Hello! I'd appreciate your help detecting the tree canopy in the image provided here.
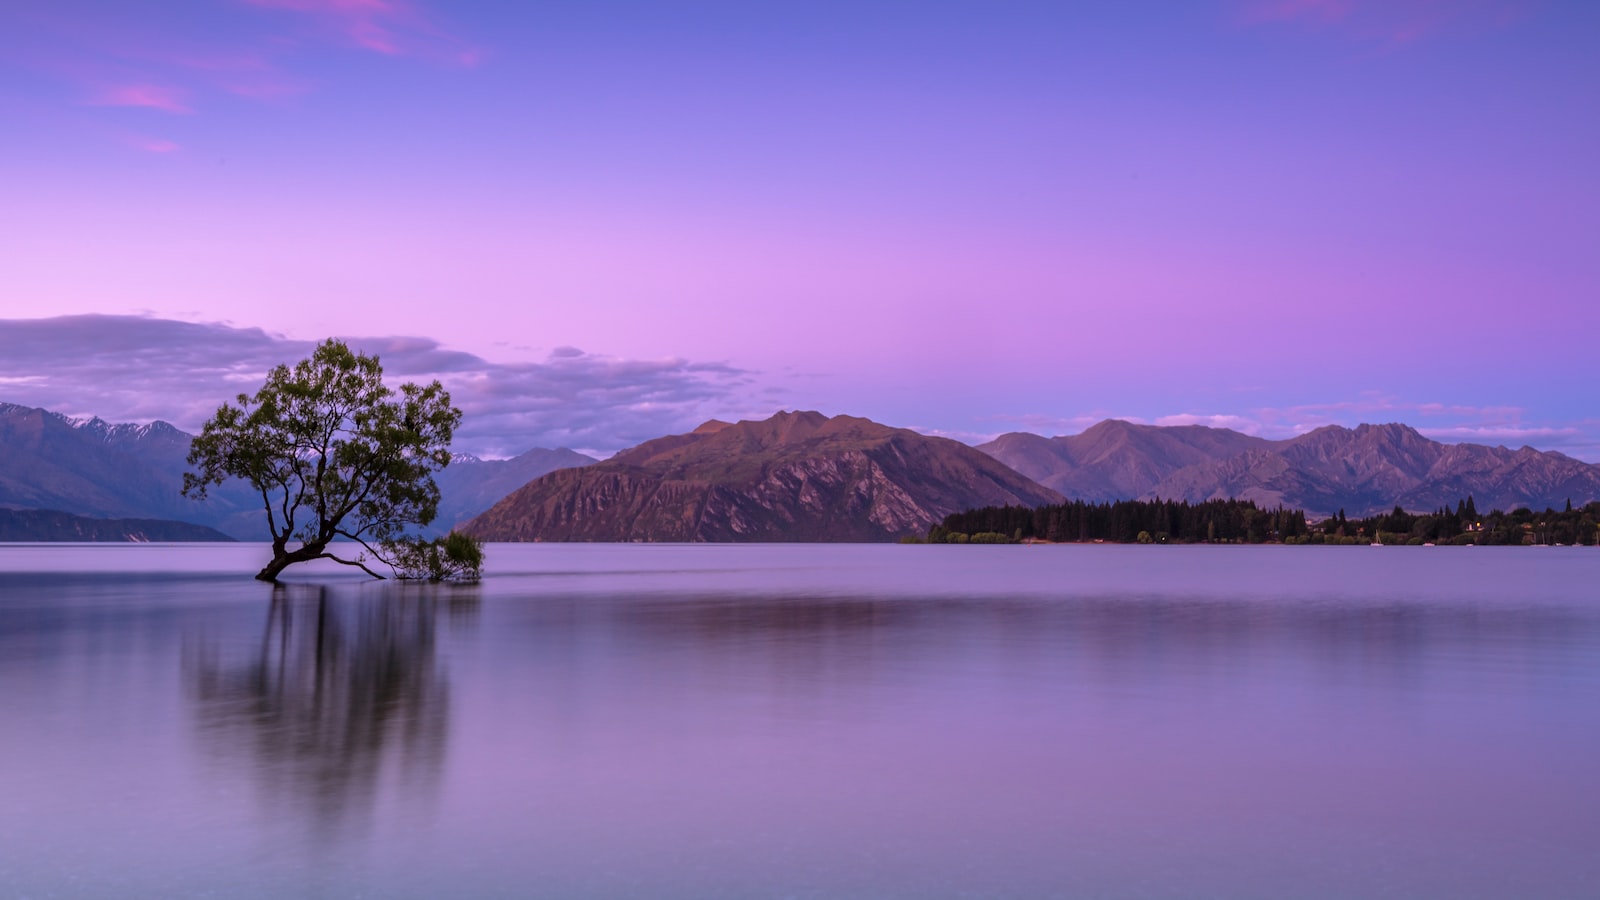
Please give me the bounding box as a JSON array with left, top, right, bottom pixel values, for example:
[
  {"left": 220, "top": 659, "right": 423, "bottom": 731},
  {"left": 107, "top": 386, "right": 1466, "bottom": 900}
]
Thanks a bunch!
[{"left": 183, "top": 339, "right": 463, "bottom": 582}]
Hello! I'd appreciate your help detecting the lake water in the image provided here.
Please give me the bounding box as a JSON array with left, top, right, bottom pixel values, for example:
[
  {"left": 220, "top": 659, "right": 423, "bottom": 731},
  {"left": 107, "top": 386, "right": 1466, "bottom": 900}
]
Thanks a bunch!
[{"left": 1, "top": 544, "right": 1597, "bottom": 898}]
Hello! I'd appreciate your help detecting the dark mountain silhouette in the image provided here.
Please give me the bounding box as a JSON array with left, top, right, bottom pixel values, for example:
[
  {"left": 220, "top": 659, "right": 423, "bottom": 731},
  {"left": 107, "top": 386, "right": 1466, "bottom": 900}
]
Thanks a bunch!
[
  {"left": 464, "top": 410, "right": 1065, "bottom": 542},
  {"left": 0, "top": 507, "right": 234, "bottom": 542},
  {"left": 981, "top": 419, "right": 1600, "bottom": 518},
  {"left": 0, "top": 402, "right": 592, "bottom": 541}
]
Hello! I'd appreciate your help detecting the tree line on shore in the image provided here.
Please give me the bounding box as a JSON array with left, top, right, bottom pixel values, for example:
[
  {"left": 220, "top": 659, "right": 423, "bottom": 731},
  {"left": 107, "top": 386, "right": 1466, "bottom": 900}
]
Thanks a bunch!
[
  {"left": 1322, "top": 497, "right": 1600, "bottom": 545},
  {"left": 927, "top": 496, "right": 1600, "bottom": 545},
  {"left": 928, "top": 498, "right": 1309, "bottom": 544}
]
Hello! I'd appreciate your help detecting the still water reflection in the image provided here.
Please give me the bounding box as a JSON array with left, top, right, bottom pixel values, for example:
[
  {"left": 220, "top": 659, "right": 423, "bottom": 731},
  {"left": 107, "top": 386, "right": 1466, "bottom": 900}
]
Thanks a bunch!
[
  {"left": 185, "top": 586, "right": 472, "bottom": 840},
  {"left": 0, "top": 544, "right": 1597, "bottom": 898}
]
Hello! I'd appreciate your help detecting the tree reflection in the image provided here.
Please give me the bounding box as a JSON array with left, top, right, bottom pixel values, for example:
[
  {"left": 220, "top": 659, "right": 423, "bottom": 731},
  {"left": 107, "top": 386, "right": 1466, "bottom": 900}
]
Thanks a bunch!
[{"left": 186, "top": 584, "right": 476, "bottom": 839}]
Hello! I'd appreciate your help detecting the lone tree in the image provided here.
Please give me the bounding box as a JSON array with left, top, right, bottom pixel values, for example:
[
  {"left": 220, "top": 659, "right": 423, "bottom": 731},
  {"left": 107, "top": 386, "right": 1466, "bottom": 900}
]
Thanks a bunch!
[{"left": 183, "top": 339, "right": 463, "bottom": 582}]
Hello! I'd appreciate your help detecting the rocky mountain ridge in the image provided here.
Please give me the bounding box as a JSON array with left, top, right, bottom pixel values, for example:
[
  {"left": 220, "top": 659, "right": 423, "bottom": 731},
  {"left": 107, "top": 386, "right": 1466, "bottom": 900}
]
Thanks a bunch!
[
  {"left": 979, "top": 420, "right": 1271, "bottom": 501},
  {"left": 465, "top": 410, "right": 1065, "bottom": 542},
  {"left": 8, "top": 399, "right": 1598, "bottom": 540},
  {"left": 0, "top": 401, "right": 260, "bottom": 536},
  {"left": 980, "top": 419, "right": 1600, "bottom": 518}
]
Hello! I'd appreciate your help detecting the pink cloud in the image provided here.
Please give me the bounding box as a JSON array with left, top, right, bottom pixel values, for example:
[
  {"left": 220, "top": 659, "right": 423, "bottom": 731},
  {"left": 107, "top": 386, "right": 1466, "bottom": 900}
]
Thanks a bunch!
[
  {"left": 129, "top": 137, "right": 181, "bottom": 154},
  {"left": 126, "top": 48, "right": 317, "bottom": 103},
  {"left": 19, "top": 0, "right": 480, "bottom": 135},
  {"left": 242, "top": 0, "right": 480, "bottom": 64},
  {"left": 1153, "top": 413, "right": 1264, "bottom": 433},
  {"left": 1243, "top": 0, "right": 1356, "bottom": 24},
  {"left": 161, "top": 51, "right": 275, "bottom": 75},
  {"left": 1237, "top": 0, "right": 1527, "bottom": 44},
  {"left": 90, "top": 83, "right": 193, "bottom": 113},
  {"left": 246, "top": 0, "right": 397, "bottom": 9},
  {"left": 221, "top": 76, "right": 315, "bottom": 100},
  {"left": 980, "top": 412, "right": 1113, "bottom": 437},
  {"left": 1419, "top": 425, "right": 1581, "bottom": 444},
  {"left": 348, "top": 20, "right": 400, "bottom": 54}
]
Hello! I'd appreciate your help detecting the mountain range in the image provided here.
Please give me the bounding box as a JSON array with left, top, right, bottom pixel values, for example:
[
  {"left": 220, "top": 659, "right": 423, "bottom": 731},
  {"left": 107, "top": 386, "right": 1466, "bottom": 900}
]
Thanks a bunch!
[
  {"left": 0, "top": 402, "right": 593, "bottom": 541},
  {"left": 433, "top": 447, "right": 597, "bottom": 530},
  {"left": 464, "top": 411, "right": 1063, "bottom": 542},
  {"left": 0, "top": 507, "right": 234, "bottom": 542},
  {"left": 4, "top": 400, "right": 1599, "bottom": 542},
  {"left": 979, "top": 419, "right": 1600, "bottom": 518},
  {"left": 0, "top": 402, "right": 262, "bottom": 538},
  {"left": 979, "top": 421, "right": 1270, "bottom": 502}
]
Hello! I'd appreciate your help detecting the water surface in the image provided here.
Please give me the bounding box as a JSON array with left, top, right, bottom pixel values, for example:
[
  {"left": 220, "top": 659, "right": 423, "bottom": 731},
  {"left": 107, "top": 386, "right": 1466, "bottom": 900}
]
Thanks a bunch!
[{"left": 1, "top": 544, "right": 1597, "bottom": 898}]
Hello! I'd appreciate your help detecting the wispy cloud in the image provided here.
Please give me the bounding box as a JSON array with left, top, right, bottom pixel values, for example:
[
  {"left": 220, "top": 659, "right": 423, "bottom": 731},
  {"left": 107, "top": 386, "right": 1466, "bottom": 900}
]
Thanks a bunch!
[
  {"left": 904, "top": 426, "right": 1006, "bottom": 446},
  {"left": 89, "top": 83, "right": 192, "bottom": 113},
  {"left": 1418, "top": 424, "right": 1585, "bottom": 447},
  {"left": 136, "top": 49, "right": 314, "bottom": 101},
  {"left": 220, "top": 76, "right": 314, "bottom": 100},
  {"left": 1236, "top": 0, "right": 1527, "bottom": 44},
  {"left": 127, "top": 136, "right": 181, "bottom": 153},
  {"left": 1243, "top": 0, "right": 1356, "bottom": 25},
  {"left": 977, "top": 412, "right": 1117, "bottom": 437},
  {"left": 12, "top": 0, "right": 480, "bottom": 146},
  {"left": 0, "top": 315, "right": 759, "bottom": 457},
  {"left": 1152, "top": 413, "right": 1264, "bottom": 433},
  {"left": 1265, "top": 395, "right": 1533, "bottom": 436},
  {"left": 243, "top": 0, "right": 483, "bottom": 65}
]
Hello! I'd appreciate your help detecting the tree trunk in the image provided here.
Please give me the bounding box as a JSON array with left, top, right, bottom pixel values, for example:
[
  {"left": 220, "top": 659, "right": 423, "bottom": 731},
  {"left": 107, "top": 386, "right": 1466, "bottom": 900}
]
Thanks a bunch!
[{"left": 255, "top": 541, "right": 329, "bottom": 582}]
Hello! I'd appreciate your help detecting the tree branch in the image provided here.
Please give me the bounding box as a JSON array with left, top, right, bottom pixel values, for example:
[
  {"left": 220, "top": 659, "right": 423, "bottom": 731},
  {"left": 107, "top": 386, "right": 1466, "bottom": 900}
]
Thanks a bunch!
[
  {"left": 334, "top": 528, "right": 393, "bottom": 568},
  {"left": 258, "top": 485, "right": 282, "bottom": 541},
  {"left": 318, "top": 552, "right": 388, "bottom": 580}
]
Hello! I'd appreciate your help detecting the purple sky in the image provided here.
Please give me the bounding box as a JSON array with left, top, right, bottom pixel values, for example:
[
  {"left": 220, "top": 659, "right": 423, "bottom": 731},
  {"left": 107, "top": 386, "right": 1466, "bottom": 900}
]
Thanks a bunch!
[{"left": 2, "top": 1, "right": 1596, "bottom": 459}]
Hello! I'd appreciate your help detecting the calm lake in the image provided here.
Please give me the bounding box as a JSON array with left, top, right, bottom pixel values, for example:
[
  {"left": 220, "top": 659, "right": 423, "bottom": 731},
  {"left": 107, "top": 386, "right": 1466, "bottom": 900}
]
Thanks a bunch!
[{"left": 1, "top": 544, "right": 1597, "bottom": 898}]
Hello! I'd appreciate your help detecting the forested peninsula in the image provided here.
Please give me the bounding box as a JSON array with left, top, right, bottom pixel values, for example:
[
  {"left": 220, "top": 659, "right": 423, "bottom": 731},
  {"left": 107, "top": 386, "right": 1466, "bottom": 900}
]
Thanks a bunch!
[{"left": 929, "top": 498, "right": 1600, "bottom": 546}]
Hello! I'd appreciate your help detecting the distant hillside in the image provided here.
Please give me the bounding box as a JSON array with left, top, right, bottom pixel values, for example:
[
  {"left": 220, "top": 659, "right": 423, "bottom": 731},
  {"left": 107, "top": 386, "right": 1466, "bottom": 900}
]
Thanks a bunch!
[
  {"left": 1147, "top": 423, "right": 1600, "bottom": 518},
  {"left": 0, "top": 402, "right": 264, "bottom": 538},
  {"left": 979, "top": 420, "right": 1269, "bottom": 501},
  {"left": 0, "top": 508, "right": 235, "bottom": 542},
  {"left": 465, "top": 410, "right": 1064, "bottom": 542},
  {"left": 981, "top": 419, "right": 1600, "bottom": 518},
  {"left": 431, "top": 448, "right": 597, "bottom": 530},
  {"left": 15, "top": 397, "right": 1597, "bottom": 535},
  {"left": 0, "top": 401, "right": 593, "bottom": 539}
]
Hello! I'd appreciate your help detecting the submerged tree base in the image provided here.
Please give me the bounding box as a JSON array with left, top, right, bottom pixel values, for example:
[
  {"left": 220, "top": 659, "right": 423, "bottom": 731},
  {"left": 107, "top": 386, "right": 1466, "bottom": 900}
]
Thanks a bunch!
[{"left": 255, "top": 542, "right": 389, "bottom": 582}]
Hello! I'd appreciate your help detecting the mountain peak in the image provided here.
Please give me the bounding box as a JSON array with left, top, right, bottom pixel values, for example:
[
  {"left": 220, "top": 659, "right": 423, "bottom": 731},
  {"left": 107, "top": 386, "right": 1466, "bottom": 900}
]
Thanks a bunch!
[
  {"left": 1074, "top": 419, "right": 1144, "bottom": 441},
  {"left": 1355, "top": 422, "right": 1427, "bottom": 441},
  {"left": 982, "top": 418, "right": 1600, "bottom": 516},
  {"left": 1083, "top": 418, "right": 1138, "bottom": 431},
  {"left": 713, "top": 410, "right": 837, "bottom": 448},
  {"left": 466, "top": 411, "right": 1062, "bottom": 542},
  {"left": 978, "top": 418, "right": 1270, "bottom": 501},
  {"left": 749, "top": 408, "right": 830, "bottom": 434}
]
